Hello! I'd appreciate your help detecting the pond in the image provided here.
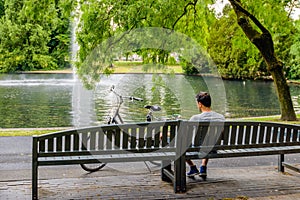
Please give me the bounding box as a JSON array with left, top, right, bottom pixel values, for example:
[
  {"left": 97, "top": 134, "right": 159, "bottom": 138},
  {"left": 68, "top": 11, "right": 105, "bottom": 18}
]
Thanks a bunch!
[{"left": 0, "top": 73, "right": 299, "bottom": 128}]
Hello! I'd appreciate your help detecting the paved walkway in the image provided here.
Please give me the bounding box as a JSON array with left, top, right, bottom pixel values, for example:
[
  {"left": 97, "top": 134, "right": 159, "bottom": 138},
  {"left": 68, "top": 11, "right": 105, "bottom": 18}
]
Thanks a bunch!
[
  {"left": 1, "top": 137, "right": 300, "bottom": 199},
  {"left": 1, "top": 164, "right": 300, "bottom": 200}
]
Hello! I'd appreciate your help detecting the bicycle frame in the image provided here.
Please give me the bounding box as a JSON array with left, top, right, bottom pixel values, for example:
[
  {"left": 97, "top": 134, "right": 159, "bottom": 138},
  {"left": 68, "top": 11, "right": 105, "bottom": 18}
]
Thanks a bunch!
[
  {"left": 108, "top": 90, "right": 124, "bottom": 124},
  {"left": 108, "top": 86, "right": 143, "bottom": 124}
]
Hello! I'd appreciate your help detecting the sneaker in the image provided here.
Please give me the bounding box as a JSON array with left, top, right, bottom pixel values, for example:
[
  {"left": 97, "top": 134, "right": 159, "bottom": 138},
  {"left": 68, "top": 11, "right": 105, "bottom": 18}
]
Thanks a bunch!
[
  {"left": 199, "top": 165, "right": 207, "bottom": 180},
  {"left": 187, "top": 166, "right": 199, "bottom": 177}
]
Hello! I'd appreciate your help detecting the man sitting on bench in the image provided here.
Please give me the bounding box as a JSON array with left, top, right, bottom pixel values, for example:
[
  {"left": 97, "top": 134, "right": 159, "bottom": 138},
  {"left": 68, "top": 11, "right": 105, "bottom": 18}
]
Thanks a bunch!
[{"left": 186, "top": 91, "right": 225, "bottom": 179}]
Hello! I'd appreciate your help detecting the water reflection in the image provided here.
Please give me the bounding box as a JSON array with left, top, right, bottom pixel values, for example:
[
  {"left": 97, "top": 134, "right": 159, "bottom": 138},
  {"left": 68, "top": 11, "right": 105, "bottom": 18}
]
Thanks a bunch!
[
  {"left": 0, "top": 74, "right": 73, "bottom": 128},
  {"left": 0, "top": 73, "right": 299, "bottom": 128}
]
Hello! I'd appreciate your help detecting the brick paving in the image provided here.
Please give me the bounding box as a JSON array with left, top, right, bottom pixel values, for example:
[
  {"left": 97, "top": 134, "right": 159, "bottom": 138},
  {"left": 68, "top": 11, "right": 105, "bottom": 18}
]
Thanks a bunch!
[{"left": 1, "top": 165, "right": 300, "bottom": 200}]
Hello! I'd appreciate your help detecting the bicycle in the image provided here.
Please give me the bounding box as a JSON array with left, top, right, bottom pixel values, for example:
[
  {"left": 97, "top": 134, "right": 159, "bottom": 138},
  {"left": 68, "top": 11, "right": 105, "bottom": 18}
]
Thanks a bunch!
[
  {"left": 80, "top": 85, "right": 180, "bottom": 172},
  {"left": 80, "top": 85, "right": 147, "bottom": 172}
]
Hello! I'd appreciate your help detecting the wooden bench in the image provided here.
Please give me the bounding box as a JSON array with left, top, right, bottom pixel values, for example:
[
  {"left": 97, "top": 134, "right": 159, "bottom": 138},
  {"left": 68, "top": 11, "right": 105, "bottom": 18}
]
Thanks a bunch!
[
  {"left": 32, "top": 120, "right": 300, "bottom": 199},
  {"left": 161, "top": 121, "right": 300, "bottom": 193},
  {"left": 32, "top": 121, "right": 178, "bottom": 200}
]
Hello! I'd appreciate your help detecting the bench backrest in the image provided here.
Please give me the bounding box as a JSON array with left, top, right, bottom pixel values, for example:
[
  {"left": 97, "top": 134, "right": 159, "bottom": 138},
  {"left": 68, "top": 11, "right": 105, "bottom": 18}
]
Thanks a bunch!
[
  {"left": 33, "top": 120, "right": 300, "bottom": 157},
  {"left": 183, "top": 121, "right": 300, "bottom": 152},
  {"left": 33, "top": 121, "right": 179, "bottom": 156}
]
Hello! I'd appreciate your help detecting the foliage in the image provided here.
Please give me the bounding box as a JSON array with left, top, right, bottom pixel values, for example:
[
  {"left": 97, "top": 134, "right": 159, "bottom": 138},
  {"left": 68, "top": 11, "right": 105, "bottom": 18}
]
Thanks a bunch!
[
  {"left": 0, "top": 0, "right": 4, "bottom": 17},
  {"left": 180, "top": 58, "right": 199, "bottom": 75},
  {"left": 0, "top": 0, "right": 74, "bottom": 72},
  {"left": 0, "top": 0, "right": 299, "bottom": 83},
  {"left": 74, "top": 0, "right": 300, "bottom": 85},
  {"left": 207, "top": 0, "right": 299, "bottom": 80},
  {"left": 288, "top": 19, "right": 300, "bottom": 79},
  {"left": 207, "top": 7, "right": 267, "bottom": 79}
]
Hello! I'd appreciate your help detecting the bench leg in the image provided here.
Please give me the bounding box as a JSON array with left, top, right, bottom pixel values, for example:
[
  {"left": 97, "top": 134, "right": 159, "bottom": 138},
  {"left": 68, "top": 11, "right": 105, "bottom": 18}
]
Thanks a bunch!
[
  {"left": 32, "top": 162, "right": 38, "bottom": 199},
  {"left": 174, "top": 156, "right": 186, "bottom": 193},
  {"left": 161, "top": 160, "right": 172, "bottom": 182},
  {"left": 32, "top": 137, "right": 38, "bottom": 200},
  {"left": 278, "top": 154, "right": 284, "bottom": 172}
]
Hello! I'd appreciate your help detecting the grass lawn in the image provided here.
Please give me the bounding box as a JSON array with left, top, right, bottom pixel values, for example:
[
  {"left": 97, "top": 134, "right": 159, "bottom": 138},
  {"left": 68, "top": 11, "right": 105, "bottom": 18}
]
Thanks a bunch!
[
  {"left": 0, "top": 128, "right": 68, "bottom": 137},
  {"left": 26, "top": 61, "right": 184, "bottom": 74},
  {"left": 113, "top": 61, "right": 183, "bottom": 74},
  {"left": 238, "top": 113, "right": 300, "bottom": 124}
]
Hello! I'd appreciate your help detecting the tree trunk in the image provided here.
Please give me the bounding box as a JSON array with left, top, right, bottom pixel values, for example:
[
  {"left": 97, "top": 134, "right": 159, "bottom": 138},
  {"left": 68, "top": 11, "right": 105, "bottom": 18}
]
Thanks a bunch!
[
  {"left": 270, "top": 62, "right": 296, "bottom": 120},
  {"left": 228, "top": 0, "right": 297, "bottom": 121}
]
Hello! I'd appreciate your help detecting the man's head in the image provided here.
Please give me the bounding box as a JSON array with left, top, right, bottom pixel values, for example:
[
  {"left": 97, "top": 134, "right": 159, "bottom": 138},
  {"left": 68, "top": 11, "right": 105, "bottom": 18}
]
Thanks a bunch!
[{"left": 195, "top": 92, "right": 211, "bottom": 108}]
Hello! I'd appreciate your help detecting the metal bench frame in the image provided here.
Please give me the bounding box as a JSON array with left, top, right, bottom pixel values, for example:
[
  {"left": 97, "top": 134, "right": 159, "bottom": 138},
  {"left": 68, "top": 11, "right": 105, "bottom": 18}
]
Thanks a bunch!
[{"left": 32, "top": 120, "right": 300, "bottom": 199}]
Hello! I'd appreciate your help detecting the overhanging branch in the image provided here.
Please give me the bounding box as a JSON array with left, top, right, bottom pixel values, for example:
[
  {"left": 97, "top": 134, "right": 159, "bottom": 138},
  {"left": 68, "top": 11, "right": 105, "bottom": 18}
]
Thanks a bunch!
[
  {"left": 172, "top": 0, "right": 197, "bottom": 29},
  {"left": 229, "top": 0, "right": 269, "bottom": 34}
]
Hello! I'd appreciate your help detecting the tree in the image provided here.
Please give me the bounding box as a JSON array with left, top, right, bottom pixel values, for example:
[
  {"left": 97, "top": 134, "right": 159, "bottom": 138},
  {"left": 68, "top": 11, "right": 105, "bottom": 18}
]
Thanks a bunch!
[
  {"left": 0, "top": 0, "right": 73, "bottom": 72},
  {"left": 75, "top": 0, "right": 217, "bottom": 82},
  {"left": 74, "top": 0, "right": 298, "bottom": 120},
  {"left": 207, "top": 6, "right": 266, "bottom": 79},
  {"left": 228, "top": 0, "right": 297, "bottom": 121}
]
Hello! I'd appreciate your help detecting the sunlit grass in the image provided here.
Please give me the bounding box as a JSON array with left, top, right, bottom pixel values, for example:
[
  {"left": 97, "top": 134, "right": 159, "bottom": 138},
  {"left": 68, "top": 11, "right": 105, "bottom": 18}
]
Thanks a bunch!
[
  {"left": 238, "top": 113, "right": 300, "bottom": 124},
  {"left": 112, "top": 62, "right": 183, "bottom": 73},
  {"left": 0, "top": 129, "right": 67, "bottom": 137}
]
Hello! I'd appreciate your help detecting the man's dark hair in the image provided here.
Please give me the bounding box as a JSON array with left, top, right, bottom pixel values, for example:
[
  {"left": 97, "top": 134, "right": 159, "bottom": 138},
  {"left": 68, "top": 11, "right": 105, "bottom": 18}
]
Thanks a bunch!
[{"left": 195, "top": 92, "right": 211, "bottom": 107}]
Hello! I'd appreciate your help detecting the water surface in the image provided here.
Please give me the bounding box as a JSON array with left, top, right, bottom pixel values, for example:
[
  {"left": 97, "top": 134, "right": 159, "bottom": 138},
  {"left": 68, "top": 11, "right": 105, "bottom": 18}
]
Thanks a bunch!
[{"left": 0, "top": 74, "right": 299, "bottom": 128}]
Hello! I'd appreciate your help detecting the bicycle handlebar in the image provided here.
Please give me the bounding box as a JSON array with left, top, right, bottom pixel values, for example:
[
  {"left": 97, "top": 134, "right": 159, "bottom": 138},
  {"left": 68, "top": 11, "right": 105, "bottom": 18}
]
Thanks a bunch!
[
  {"left": 110, "top": 85, "right": 143, "bottom": 102},
  {"left": 126, "top": 96, "right": 143, "bottom": 101}
]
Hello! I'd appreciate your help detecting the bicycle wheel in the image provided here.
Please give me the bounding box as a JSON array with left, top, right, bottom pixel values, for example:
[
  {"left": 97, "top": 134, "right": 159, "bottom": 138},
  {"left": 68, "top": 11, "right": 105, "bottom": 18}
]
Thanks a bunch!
[{"left": 80, "top": 163, "right": 106, "bottom": 172}]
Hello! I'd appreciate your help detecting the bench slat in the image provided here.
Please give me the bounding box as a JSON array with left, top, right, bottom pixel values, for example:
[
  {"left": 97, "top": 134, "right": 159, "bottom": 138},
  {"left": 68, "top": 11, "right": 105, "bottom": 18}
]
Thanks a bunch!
[
  {"left": 222, "top": 125, "right": 230, "bottom": 145},
  {"left": 38, "top": 152, "right": 176, "bottom": 166},
  {"left": 237, "top": 125, "right": 244, "bottom": 145},
  {"left": 38, "top": 147, "right": 175, "bottom": 157},
  {"left": 272, "top": 127, "right": 279, "bottom": 143},
  {"left": 292, "top": 128, "right": 298, "bottom": 142},
  {"left": 138, "top": 127, "right": 145, "bottom": 148},
  {"left": 258, "top": 125, "right": 265, "bottom": 143},
  {"left": 146, "top": 126, "right": 153, "bottom": 148},
  {"left": 89, "top": 131, "right": 97, "bottom": 150},
  {"left": 162, "top": 125, "right": 168, "bottom": 147},
  {"left": 154, "top": 127, "right": 160, "bottom": 147},
  {"left": 39, "top": 140, "right": 45, "bottom": 153},
  {"left": 114, "top": 128, "right": 121, "bottom": 149},
  {"left": 265, "top": 126, "right": 272, "bottom": 144},
  {"left": 73, "top": 133, "right": 79, "bottom": 151},
  {"left": 193, "top": 145, "right": 300, "bottom": 159},
  {"left": 81, "top": 131, "right": 88, "bottom": 151},
  {"left": 244, "top": 125, "right": 251, "bottom": 145},
  {"left": 169, "top": 124, "right": 176, "bottom": 147},
  {"left": 251, "top": 125, "right": 258, "bottom": 144},
  {"left": 65, "top": 135, "right": 71, "bottom": 151},
  {"left": 106, "top": 129, "right": 113, "bottom": 149},
  {"left": 278, "top": 127, "right": 285, "bottom": 142},
  {"left": 130, "top": 128, "right": 137, "bottom": 149},
  {"left": 56, "top": 136, "right": 63, "bottom": 152},
  {"left": 230, "top": 125, "right": 237, "bottom": 145},
  {"left": 48, "top": 138, "right": 54, "bottom": 152},
  {"left": 286, "top": 128, "right": 292, "bottom": 143},
  {"left": 98, "top": 129, "right": 105, "bottom": 150}
]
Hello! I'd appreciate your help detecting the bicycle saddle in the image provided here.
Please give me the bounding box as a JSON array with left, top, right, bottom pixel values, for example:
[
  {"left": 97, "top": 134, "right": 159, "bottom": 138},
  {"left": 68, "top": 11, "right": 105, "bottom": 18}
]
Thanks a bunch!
[{"left": 144, "top": 105, "right": 161, "bottom": 111}]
